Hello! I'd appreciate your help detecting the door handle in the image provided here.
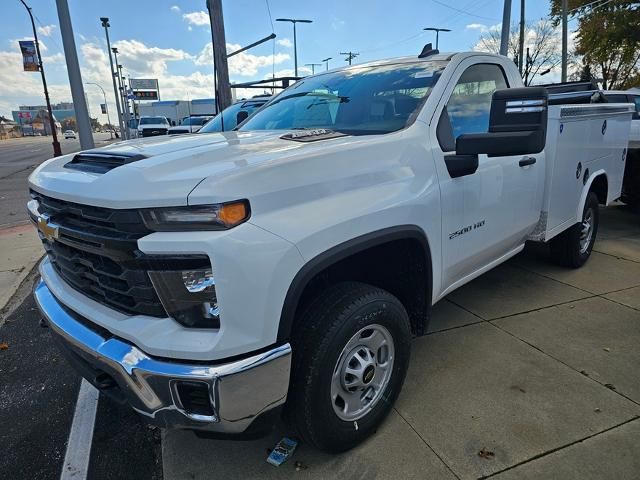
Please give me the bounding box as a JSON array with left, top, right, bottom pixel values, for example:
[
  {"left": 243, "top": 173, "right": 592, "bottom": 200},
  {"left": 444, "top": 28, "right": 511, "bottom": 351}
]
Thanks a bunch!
[{"left": 519, "top": 157, "right": 536, "bottom": 167}]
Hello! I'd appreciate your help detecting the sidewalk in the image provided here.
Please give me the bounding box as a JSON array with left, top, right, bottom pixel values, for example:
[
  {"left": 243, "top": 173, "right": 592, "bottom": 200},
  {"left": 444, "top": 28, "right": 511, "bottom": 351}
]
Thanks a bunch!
[{"left": 0, "top": 223, "right": 42, "bottom": 315}]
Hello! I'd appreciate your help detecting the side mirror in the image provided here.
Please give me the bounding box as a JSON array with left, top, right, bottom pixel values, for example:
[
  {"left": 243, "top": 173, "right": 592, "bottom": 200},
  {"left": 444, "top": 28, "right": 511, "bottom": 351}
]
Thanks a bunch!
[
  {"left": 456, "top": 87, "right": 548, "bottom": 157},
  {"left": 236, "top": 110, "right": 249, "bottom": 125}
]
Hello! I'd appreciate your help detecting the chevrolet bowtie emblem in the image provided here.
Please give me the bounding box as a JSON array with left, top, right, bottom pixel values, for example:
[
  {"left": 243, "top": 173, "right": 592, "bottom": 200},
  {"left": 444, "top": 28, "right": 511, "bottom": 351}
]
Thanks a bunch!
[{"left": 37, "top": 214, "right": 59, "bottom": 242}]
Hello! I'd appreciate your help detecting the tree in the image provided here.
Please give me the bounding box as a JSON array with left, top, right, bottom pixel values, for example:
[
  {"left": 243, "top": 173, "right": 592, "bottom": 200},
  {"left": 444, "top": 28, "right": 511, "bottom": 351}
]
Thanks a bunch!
[
  {"left": 89, "top": 117, "right": 101, "bottom": 131},
  {"left": 551, "top": 0, "right": 640, "bottom": 89},
  {"left": 473, "top": 18, "right": 563, "bottom": 85}
]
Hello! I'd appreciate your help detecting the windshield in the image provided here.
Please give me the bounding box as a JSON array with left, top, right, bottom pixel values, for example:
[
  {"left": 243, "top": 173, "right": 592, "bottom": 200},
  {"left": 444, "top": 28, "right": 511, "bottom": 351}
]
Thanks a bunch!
[
  {"left": 239, "top": 61, "right": 447, "bottom": 135},
  {"left": 182, "top": 117, "right": 211, "bottom": 126},
  {"left": 200, "top": 101, "right": 267, "bottom": 133},
  {"left": 140, "top": 117, "right": 168, "bottom": 125}
]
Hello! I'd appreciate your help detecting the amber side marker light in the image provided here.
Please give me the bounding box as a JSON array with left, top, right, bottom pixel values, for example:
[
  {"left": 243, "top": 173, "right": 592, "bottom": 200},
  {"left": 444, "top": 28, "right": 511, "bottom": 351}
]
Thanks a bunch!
[{"left": 219, "top": 201, "right": 250, "bottom": 227}]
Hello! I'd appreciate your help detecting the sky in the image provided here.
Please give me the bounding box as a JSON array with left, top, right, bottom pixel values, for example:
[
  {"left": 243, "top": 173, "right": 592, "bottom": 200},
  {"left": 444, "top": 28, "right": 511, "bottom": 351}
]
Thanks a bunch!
[{"left": 0, "top": 0, "right": 564, "bottom": 122}]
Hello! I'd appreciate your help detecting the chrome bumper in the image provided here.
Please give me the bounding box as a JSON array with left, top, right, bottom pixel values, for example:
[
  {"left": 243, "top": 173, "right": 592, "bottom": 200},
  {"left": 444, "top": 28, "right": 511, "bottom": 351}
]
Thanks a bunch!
[{"left": 33, "top": 279, "right": 292, "bottom": 433}]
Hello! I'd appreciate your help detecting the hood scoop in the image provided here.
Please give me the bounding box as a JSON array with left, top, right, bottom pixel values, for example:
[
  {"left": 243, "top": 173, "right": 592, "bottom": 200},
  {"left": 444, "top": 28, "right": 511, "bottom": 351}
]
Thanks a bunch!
[{"left": 63, "top": 152, "right": 147, "bottom": 174}]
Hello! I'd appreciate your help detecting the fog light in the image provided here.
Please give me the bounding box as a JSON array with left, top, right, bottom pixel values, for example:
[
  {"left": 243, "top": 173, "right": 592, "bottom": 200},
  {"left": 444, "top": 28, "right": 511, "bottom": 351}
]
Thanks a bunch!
[{"left": 149, "top": 268, "right": 220, "bottom": 329}]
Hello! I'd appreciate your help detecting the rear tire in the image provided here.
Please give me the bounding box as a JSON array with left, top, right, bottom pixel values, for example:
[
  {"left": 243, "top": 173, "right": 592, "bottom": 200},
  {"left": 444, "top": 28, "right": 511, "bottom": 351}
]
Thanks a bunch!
[
  {"left": 286, "top": 282, "right": 411, "bottom": 452},
  {"left": 550, "top": 191, "right": 599, "bottom": 268}
]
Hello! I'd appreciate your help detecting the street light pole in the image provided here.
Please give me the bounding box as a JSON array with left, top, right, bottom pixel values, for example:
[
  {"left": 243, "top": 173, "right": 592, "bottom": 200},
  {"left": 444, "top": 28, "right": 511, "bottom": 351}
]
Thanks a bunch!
[
  {"left": 55, "top": 0, "right": 94, "bottom": 150},
  {"left": 500, "top": 0, "right": 512, "bottom": 56},
  {"left": 322, "top": 57, "right": 332, "bottom": 71},
  {"left": 305, "top": 63, "right": 322, "bottom": 74},
  {"left": 276, "top": 18, "right": 312, "bottom": 77},
  {"left": 100, "top": 17, "right": 124, "bottom": 139},
  {"left": 423, "top": 27, "right": 452, "bottom": 50},
  {"left": 561, "top": 0, "right": 568, "bottom": 82},
  {"left": 19, "top": 0, "right": 62, "bottom": 156},
  {"left": 86, "top": 82, "right": 112, "bottom": 139}
]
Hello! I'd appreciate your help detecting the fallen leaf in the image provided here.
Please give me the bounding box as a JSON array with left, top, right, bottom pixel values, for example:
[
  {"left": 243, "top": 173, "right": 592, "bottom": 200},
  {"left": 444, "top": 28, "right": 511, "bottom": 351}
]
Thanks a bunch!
[
  {"left": 603, "top": 347, "right": 610, "bottom": 352},
  {"left": 604, "top": 383, "right": 616, "bottom": 390},
  {"left": 478, "top": 447, "right": 495, "bottom": 459},
  {"left": 0, "top": 343, "right": 8, "bottom": 351},
  {"left": 594, "top": 408, "right": 601, "bottom": 413},
  {"left": 580, "top": 370, "right": 589, "bottom": 376},
  {"left": 295, "top": 461, "right": 308, "bottom": 471}
]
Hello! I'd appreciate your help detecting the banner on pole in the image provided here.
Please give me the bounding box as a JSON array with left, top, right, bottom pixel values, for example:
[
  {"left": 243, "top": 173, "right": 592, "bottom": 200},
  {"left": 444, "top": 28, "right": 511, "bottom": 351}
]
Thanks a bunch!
[{"left": 19, "top": 40, "right": 39, "bottom": 72}]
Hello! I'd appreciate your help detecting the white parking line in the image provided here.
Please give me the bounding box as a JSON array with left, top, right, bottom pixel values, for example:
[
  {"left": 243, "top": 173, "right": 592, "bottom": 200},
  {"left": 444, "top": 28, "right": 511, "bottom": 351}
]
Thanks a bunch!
[{"left": 61, "top": 379, "right": 100, "bottom": 480}]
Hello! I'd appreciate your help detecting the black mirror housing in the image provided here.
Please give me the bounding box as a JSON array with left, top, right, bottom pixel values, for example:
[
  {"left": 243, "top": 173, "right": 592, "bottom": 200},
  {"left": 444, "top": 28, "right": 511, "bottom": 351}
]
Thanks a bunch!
[{"left": 456, "top": 87, "right": 548, "bottom": 157}]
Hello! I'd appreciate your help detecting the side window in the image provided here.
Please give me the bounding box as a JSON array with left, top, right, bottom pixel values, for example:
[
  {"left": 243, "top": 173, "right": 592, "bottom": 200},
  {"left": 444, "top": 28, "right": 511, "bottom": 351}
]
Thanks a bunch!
[
  {"left": 632, "top": 96, "right": 640, "bottom": 120},
  {"left": 438, "top": 64, "right": 508, "bottom": 150}
]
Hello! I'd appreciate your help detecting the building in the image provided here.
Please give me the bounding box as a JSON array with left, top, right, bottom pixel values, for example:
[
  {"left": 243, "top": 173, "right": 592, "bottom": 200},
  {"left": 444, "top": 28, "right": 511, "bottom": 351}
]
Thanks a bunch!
[
  {"left": 0, "top": 115, "right": 18, "bottom": 139},
  {"left": 12, "top": 103, "right": 69, "bottom": 135}
]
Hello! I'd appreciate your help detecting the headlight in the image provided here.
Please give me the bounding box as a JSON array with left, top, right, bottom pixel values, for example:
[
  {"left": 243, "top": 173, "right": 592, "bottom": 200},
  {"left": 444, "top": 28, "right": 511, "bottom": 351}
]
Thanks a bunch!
[
  {"left": 141, "top": 200, "right": 250, "bottom": 231},
  {"left": 148, "top": 268, "right": 220, "bottom": 329}
]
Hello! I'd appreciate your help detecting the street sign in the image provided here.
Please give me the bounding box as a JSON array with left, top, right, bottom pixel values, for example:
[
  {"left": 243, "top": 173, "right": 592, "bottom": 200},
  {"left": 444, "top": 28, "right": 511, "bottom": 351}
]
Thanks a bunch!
[
  {"left": 19, "top": 41, "right": 39, "bottom": 72},
  {"left": 133, "top": 91, "right": 159, "bottom": 100},
  {"left": 130, "top": 78, "right": 158, "bottom": 90}
]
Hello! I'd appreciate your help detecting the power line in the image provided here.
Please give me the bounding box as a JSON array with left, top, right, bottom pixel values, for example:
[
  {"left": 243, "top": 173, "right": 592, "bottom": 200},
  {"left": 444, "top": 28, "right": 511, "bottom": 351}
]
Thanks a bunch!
[
  {"left": 264, "top": 0, "right": 274, "bottom": 32},
  {"left": 429, "top": 0, "right": 501, "bottom": 22}
]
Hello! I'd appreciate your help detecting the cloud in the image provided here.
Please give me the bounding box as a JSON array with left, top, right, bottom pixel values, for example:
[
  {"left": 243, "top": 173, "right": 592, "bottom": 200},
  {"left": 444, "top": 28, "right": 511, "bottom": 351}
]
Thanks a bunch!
[
  {"left": 466, "top": 23, "right": 487, "bottom": 32},
  {"left": 276, "top": 38, "right": 292, "bottom": 48},
  {"left": 195, "top": 42, "right": 290, "bottom": 77},
  {"left": 182, "top": 11, "right": 209, "bottom": 26},
  {"left": 111, "top": 39, "right": 193, "bottom": 76},
  {"left": 170, "top": 5, "right": 181, "bottom": 13},
  {"left": 38, "top": 24, "right": 57, "bottom": 37}
]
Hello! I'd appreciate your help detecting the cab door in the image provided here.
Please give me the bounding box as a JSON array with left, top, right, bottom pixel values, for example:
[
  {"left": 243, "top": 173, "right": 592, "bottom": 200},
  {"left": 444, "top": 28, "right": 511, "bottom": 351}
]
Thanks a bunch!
[{"left": 431, "top": 62, "right": 543, "bottom": 292}]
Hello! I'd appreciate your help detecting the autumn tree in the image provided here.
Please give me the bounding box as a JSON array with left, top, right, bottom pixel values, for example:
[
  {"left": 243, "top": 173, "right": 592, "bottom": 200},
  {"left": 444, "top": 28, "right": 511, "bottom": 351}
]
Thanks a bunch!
[
  {"left": 474, "top": 18, "right": 563, "bottom": 85},
  {"left": 551, "top": 0, "right": 640, "bottom": 89}
]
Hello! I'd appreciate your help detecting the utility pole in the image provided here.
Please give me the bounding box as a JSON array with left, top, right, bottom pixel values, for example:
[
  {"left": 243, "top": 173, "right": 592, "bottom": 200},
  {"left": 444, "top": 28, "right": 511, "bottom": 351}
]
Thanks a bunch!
[
  {"left": 117, "top": 64, "right": 131, "bottom": 134},
  {"left": 561, "top": 0, "right": 568, "bottom": 82},
  {"left": 322, "top": 57, "right": 332, "bottom": 71},
  {"left": 305, "top": 63, "right": 322, "bottom": 74},
  {"left": 207, "top": 0, "right": 232, "bottom": 111},
  {"left": 86, "top": 82, "right": 113, "bottom": 139},
  {"left": 19, "top": 0, "right": 62, "bottom": 156},
  {"left": 518, "top": 0, "right": 525, "bottom": 75},
  {"left": 100, "top": 17, "right": 125, "bottom": 139},
  {"left": 423, "top": 27, "right": 451, "bottom": 50},
  {"left": 500, "top": 0, "right": 512, "bottom": 56},
  {"left": 276, "top": 18, "right": 313, "bottom": 77},
  {"left": 340, "top": 51, "right": 359, "bottom": 65},
  {"left": 56, "top": 0, "right": 94, "bottom": 150}
]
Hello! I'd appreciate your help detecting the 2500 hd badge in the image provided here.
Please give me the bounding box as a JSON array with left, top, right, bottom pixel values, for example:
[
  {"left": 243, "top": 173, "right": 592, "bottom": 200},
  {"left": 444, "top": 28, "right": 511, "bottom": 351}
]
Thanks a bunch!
[{"left": 449, "top": 220, "right": 486, "bottom": 240}]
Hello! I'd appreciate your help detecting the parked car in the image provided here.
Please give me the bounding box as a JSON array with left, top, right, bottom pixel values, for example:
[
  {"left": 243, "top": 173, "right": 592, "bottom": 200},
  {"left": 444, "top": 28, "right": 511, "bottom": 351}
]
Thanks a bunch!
[
  {"left": 137, "top": 116, "right": 170, "bottom": 137},
  {"left": 63, "top": 130, "right": 76, "bottom": 139},
  {"left": 168, "top": 115, "right": 214, "bottom": 135},
  {"left": 28, "top": 50, "right": 632, "bottom": 453},
  {"left": 199, "top": 96, "right": 270, "bottom": 133}
]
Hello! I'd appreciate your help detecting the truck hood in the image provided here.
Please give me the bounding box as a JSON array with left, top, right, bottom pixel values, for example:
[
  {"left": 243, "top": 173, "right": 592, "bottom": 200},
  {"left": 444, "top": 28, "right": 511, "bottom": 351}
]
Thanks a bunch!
[{"left": 28, "top": 130, "right": 359, "bottom": 208}]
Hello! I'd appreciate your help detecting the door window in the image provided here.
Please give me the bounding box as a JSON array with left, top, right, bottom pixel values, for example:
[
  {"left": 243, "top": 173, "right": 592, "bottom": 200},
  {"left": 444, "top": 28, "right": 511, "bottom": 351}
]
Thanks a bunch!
[{"left": 438, "top": 64, "right": 508, "bottom": 150}]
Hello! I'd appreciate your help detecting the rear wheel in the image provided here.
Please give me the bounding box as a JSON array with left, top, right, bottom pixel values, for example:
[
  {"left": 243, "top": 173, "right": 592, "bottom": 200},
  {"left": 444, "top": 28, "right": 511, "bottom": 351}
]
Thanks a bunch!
[
  {"left": 286, "top": 282, "right": 411, "bottom": 452},
  {"left": 550, "top": 191, "right": 599, "bottom": 268}
]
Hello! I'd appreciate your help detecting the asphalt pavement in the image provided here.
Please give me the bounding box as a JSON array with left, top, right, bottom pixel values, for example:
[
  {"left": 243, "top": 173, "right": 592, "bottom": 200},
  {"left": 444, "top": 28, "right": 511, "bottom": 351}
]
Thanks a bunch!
[{"left": 0, "top": 133, "right": 114, "bottom": 228}]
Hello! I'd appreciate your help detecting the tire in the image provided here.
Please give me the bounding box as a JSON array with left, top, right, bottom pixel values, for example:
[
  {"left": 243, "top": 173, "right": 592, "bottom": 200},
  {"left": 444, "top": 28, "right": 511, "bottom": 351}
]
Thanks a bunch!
[
  {"left": 286, "top": 281, "right": 411, "bottom": 452},
  {"left": 550, "top": 191, "right": 599, "bottom": 268}
]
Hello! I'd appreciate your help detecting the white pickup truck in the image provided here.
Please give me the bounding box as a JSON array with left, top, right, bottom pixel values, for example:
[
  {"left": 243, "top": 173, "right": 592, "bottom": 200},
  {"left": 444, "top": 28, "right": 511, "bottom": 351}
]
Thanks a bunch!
[{"left": 28, "top": 50, "right": 632, "bottom": 452}]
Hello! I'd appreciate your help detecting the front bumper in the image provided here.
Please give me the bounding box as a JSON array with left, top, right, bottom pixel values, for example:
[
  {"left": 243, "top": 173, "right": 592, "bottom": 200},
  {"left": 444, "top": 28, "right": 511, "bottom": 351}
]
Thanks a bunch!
[{"left": 33, "top": 279, "right": 292, "bottom": 434}]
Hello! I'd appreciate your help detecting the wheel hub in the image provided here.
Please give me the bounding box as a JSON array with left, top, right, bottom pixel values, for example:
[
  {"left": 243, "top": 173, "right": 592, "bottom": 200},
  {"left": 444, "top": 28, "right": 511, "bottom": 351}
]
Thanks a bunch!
[
  {"left": 331, "top": 324, "right": 395, "bottom": 421},
  {"left": 579, "top": 207, "right": 594, "bottom": 254}
]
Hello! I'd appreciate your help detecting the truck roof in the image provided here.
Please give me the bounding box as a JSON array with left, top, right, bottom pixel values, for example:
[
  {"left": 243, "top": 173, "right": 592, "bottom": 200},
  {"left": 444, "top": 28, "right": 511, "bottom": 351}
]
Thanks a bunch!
[{"left": 329, "top": 51, "right": 497, "bottom": 71}]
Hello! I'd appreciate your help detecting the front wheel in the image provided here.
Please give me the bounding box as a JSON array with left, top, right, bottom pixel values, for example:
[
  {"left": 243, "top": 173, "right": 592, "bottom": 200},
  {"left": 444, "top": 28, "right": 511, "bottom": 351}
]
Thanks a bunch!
[
  {"left": 550, "top": 191, "right": 599, "bottom": 268},
  {"left": 286, "top": 282, "right": 411, "bottom": 452}
]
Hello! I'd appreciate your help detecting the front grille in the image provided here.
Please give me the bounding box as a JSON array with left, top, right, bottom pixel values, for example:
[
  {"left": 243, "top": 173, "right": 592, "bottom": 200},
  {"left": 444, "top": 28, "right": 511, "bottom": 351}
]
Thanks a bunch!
[
  {"left": 141, "top": 128, "right": 168, "bottom": 137},
  {"left": 31, "top": 191, "right": 165, "bottom": 317}
]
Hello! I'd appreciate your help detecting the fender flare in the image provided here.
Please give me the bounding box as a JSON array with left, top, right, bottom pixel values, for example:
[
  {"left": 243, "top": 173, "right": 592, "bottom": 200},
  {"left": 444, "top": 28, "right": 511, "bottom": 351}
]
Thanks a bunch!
[
  {"left": 576, "top": 169, "right": 607, "bottom": 220},
  {"left": 276, "top": 225, "right": 432, "bottom": 342}
]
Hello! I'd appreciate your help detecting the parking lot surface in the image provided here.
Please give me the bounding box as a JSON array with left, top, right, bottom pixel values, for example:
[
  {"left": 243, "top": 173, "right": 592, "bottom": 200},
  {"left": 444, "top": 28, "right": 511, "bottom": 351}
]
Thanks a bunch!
[{"left": 162, "top": 204, "right": 640, "bottom": 480}]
